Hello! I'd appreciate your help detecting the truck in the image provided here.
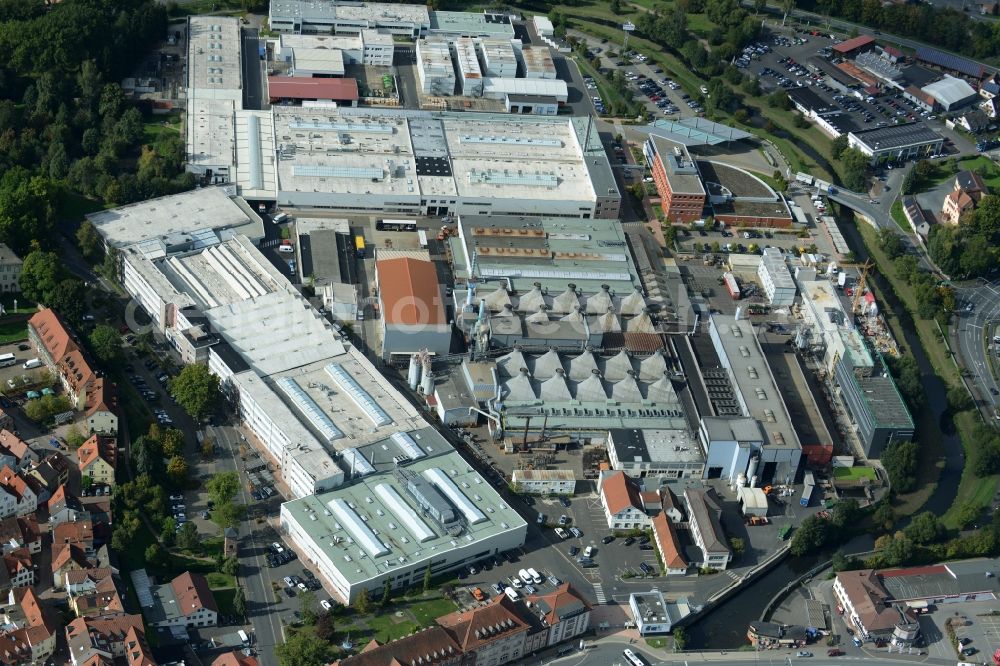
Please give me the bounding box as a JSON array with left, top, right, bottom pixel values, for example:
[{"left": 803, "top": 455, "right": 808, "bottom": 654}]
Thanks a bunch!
[
  {"left": 417, "top": 229, "right": 428, "bottom": 249},
  {"left": 795, "top": 173, "right": 815, "bottom": 186},
  {"left": 527, "top": 567, "right": 542, "bottom": 584},
  {"left": 238, "top": 630, "right": 251, "bottom": 646},
  {"left": 723, "top": 272, "right": 741, "bottom": 300},
  {"left": 801, "top": 471, "right": 815, "bottom": 507},
  {"left": 518, "top": 569, "right": 533, "bottom": 585}
]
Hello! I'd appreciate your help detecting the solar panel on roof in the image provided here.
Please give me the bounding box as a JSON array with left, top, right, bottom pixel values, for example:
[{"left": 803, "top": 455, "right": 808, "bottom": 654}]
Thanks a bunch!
[{"left": 915, "top": 46, "right": 984, "bottom": 78}]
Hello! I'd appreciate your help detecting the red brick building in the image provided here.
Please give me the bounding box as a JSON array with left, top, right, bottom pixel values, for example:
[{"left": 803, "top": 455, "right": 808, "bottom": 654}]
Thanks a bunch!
[{"left": 644, "top": 136, "right": 706, "bottom": 223}]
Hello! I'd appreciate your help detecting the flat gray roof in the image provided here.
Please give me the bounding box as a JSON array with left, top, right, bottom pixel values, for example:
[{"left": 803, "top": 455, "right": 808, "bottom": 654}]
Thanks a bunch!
[
  {"left": 281, "top": 448, "right": 527, "bottom": 587},
  {"left": 709, "top": 314, "right": 801, "bottom": 450},
  {"left": 650, "top": 135, "right": 705, "bottom": 195},
  {"left": 850, "top": 122, "right": 942, "bottom": 151},
  {"left": 429, "top": 10, "right": 514, "bottom": 36},
  {"left": 645, "top": 117, "right": 752, "bottom": 147}
]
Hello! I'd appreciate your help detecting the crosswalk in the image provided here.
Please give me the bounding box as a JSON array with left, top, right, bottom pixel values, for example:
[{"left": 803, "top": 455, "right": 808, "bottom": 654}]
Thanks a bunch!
[
  {"left": 724, "top": 569, "right": 741, "bottom": 581},
  {"left": 592, "top": 583, "right": 607, "bottom": 604}
]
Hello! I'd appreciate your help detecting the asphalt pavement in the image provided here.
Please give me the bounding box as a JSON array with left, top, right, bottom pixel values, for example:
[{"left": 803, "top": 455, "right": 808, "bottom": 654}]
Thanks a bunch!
[
  {"left": 954, "top": 280, "right": 1000, "bottom": 416},
  {"left": 241, "top": 27, "right": 266, "bottom": 111}
]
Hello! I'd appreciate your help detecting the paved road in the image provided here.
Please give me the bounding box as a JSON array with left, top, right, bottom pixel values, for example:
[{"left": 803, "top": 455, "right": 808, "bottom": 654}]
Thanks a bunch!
[
  {"left": 393, "top": 45, "right": 419, "bottom": 108},
  {"left": 954, "top": 280, "right": 1000, "bottom": 416}
]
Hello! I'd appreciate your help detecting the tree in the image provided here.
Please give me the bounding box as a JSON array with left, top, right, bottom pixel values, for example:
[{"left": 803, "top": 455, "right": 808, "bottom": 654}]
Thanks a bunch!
[
  {"left": 729, "top": 536, "right": 746, "bottom": 557},
  {"left": 790, "top": 515, "right": 831, "bottom": 556},
  {"left": 381, "top": 579, "right": 392, "bottom": 607},
  {"left": 872, "top": 499, "right": 895, "bottom": 532},
  {"left": 831, "top": 499, "right": 861, "bottom": 530},
  {"left": 234, "top": 586, "right": 246, "bottom": 618},
  {"left": 840, "top": 149, "right": 869, "bottom": 192},
  {"left": 956, "top": 502, "right": 982, "bottom": 529},
  {"left": 88, "top": 325, "right": 122, "bottom": 365},
  {"left": 905, "top": 511, "right": 946, "bottom": 544},
  {"left": 275, "top": 627, "right": 333, "bottom": 666},
  {"left": 65, "top": 425, "right": 86, "bottom": 449},
  {"left": 882, "top": 532, "right": 915, "bottom": 567},
  {"left": 947, "top": 386, "right": 973, "bottom": 413},
  {"left": 299, "top": 589, "right": 318, "bottom": 625},
  {"left": 169, "top": 363, "right": 221, "bottom": 421},
  {"left": 831, "top": 550, "right": 860, "bottom": 572},
  {"left": 177, "top": 522, "right": 199, "bottom": 550},
  {"left": 831, "top": 135, "right": 849, "bottom": 160},
  {"left": 315, "top": 611, "right": 335, "bottom": 641},
  {"left": 162, "top": 429, "right": 184, "bottom": 457},
  {"left": 423, "top": 563, "right": 432, "bottom": 593},
  {"left": 19, "top": 250, "right": 64, "bottom": 304},
  {"left": 167, "top": 455, "right": 188, "bottom": 487},
  {"left": 201, "top": 434, "right": 214, "bottom": 459},
  {"left": 207, "top": 472, "right": 240, "bottom": 506},
  {"left": 145, "top": 543, "right": 165, "bottom": 568},
  {"left": 354, "top": 587, "right": 371, "bottom": 615},
  {"left": 781, "top": 0, "right": 795, "bottom": 24},
  {"left": 160, "top": 517, "right": 177, "bottom": 546},
  {"left": 971, "top": 425, "right": 1000, "bottom": 476},
  {"left": 212, "top": 502, "right": 246, "bottom": 530},
  {"left": 673, "top": 627, "right": 688, "bottom": 650},
  {"left": 878, "top": 228, "right": 904, "bottom": 259},
  {"left": 24, "top": 394, "right": 71, "bottom": 424},
  {"left": 881, "top": 440, "right": 919, "bottom": 493},
  {"left": 76, "top": 220, "right": 102, "bottom": 261},
  {"left": 222, "top": 556, "right": 239, "bottom": 576}
]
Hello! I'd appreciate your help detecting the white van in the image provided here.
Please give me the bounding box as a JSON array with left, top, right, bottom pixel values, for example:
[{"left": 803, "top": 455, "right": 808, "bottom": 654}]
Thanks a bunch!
[
  {"left": 527, "top": 567, "right": 542, "bottom": 584},
  {"left": 583, "top": 546, "right": 594, "bottom": 558},
  {"left": 22, "top": 359, "right": 41, "bottom": 370},
  {"left": 278, "top": 244, "right": 294, "bottom": 254},
  {"left": 273, "top": 212, "right": 289, "bottom": 223},
  {"left": 518, "top": 569, "right": 533, "bottom": 585},
  {"left": 504, "top": 587, "right": 520, "bottom": 601}
]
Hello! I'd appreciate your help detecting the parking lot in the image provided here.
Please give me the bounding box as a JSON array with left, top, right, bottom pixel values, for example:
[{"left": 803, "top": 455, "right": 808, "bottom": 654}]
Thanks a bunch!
[{"left": 917, "top": 599, "right": 1000, "bottom": 661}]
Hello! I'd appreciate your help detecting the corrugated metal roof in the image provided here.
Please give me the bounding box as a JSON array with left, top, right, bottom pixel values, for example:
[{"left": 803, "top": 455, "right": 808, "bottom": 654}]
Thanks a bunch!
[{"left": 267, "top": 76, "right": 359, "bottom": 101}]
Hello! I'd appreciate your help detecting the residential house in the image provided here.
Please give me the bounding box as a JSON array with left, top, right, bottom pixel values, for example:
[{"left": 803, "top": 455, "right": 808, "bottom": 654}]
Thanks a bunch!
[
  {"left": 212, "top": 652, "right": 259, "bottom": 666},
  {"left": 651, "top": 512, "right": 687, "bottom": 575},
  {"left": 65, "top": 615, "right": 146, "bottom": 666},
  {"left": 833, "top": 569, "right": 919, "bottom": 645},
  {"left": 955, "top": 109, "right": 991, "bottom": 133},
  {"left": 3, "top": 549, "right": 33, "bottom": 589},
  {"left": 148, "top": 572, "right": 219, "bottom": 628},
  {"left": 0, "top": 587, "right": 58, "bottom": 665},
  {"left": 902, "top": 196, "right": 931, "bottom": 238},
  {"left": 436, "top": 596, "right": 532, "bottom": 666},
  {"left": 85, "top": 379, "right": 118, "bottom": 436},
  {"left": 0, "top": 468, "right": 36, "bottom": 518},
  {"left": 598, "top": 471, "right": 651, "bottom": 530},
  {"left": 941, "top": 170, "right": 989, "bottom": 225},
  {"left": 54, "top": 520, "right": 95, "bottom": 555},
  {"left": 26, "top": 452, "right": 69, "bottom": 500},
  {"left": 0, "top": 245, "right": 21, "bottom": 294},
  {"left": 78, "top": 435, "right": 117, "bottom": 488},
  {"left": 981, "top": 96, "right": 1000, "bottom": 119},
  {"left": 335, "top": 627, "right": 462, "bottom": 666},
  {"left": 48, "top": 485, "right": 87, "bottom": 528},
  {"left": 683, "top": 487, "right": 731, "bottom": 571},
  {"left": 0, "top": 516, "right": 39, "bottom": 555},
  {"left": 53, "top": 545, "right": 93, "bottom": 589},
  {"left": 27, "top": 309, "right": 100, "bottom": 409},
  {"left": 69, "top": 570, "right": 126, "bottom": 619},
  {"left": 0, "top": 432, "right": 37, "bottom": 472},
  {"left": 980, "top": 78, "right": 1000, "bottom": 99},
  {"left": 523, "top": 583, "right": 592, "bottom": 647},
  {"left": 122, "top": 626, "right": 157, "bottom": 666}
]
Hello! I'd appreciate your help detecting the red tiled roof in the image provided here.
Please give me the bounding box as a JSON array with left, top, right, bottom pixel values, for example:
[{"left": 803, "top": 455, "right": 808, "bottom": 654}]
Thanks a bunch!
[
  {"left": 525, "top": 583, "right": 591, "bottom": 625},
  {"left": 336, "top": 626, "right": 461, "bottom": 666},
  {"left": 0, "top": 466, "right": 33, "bottom": 503},
  {"left": 172, "top": 571, "right": 218, "bottom": 615},
  {"left": 52, "top": 543, "right": 91, "bottom": 575},
  {"left": 376, "top": 258, "right": 446, "bottom": 326},
  {"left": 652, "top": 512, "right": 687, "bottom": 570},
  {"left": 212, "top": 651, "right": 260, "bottom": 666},
  {"left": 0, "top": 431, "right": 31, "bottom": 461},
  {"left": 85, "top": 378, "right": 117, "bottom": 418},
  {"left": 833, "top": 34, "right": 875, "bottom": 53},
  {"left": 28, "top": 309, "right": 76, "bottom": 363},
  {"left": 601, "top": 471, "right": 643, "bottom": 516},
  {"left": 77, "top": 435, "right": 116, "bottom": 472},
  {"left": 267, "top": 76, "right": 359, "bottom": 101},
  {"left": 54, "top": 519, "right": 94, "bottom": 549},
  {"left": 436, "top": 595, "right": 530, "bottom": 651}
]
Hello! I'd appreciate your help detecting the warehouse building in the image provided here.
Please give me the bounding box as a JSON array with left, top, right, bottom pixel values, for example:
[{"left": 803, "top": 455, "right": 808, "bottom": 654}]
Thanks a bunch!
[
  {"left": 703, "top": 315, "right": 802, "bottom": 484},
  {"left": 519, "top": 46, "right": 556, "bottom": 79},
  {"left": 455, "top": 37, "right": 484, "bottom": 96},
  {"left": 269, "top": 0, "right": 430, "bottom": 36},
  {"left": 416, "top": 38, "right": 456, "bottom": 96},
  {"left": 605, "top": 429, "right": 705, "bottom": 480},
  {"left": 921, "top": 75, "right": 978, "bottom": 111},
  {"left": 89, "top": 188, "right": 447, "bottom": 500},
  {"left": 428, "top": 10, "right": 515, "bottom": 39},
  {"left": 275, "top": 31, "right": 394, "bottom": 70},
  {"left": 374, "top": 256, "right": 451, "bottom": 362},
  {"left": 510, "top": 469, "right": 576, "bottom": 495},
  {"left": 847, "top": 123, "right": 944, "bottom": 165},
  {"left": 267, "top": 76, "right": 359, "bottom": 104},
  {"left": 266, "top": 108, "right": 619, "bottom": 219},
  {"left": 479, "top": 38, "right": 518, "bottom": 77},
  {"left": 280, "top": 437, "right": 527, "bottom": 603},
  {"left": 757, "top": 248, "right": 796, "bottom": 306}
]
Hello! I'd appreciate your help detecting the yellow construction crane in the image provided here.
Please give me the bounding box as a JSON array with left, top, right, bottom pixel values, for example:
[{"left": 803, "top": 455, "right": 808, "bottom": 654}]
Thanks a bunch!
[{"left": 851, "top": 260, "right": 875, "bottom": 314}]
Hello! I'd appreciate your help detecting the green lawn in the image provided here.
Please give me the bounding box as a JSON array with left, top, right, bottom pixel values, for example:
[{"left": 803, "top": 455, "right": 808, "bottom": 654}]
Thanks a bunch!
[
  {"left": 957, "top": 155, "right": 1000, "bottom": 191},
  {"left": 207, "top": 572, "right": 236, "bottom": 589},
  {"left": 408, "top": 596, "right": 459, "bottom": 626},
  {"left": 213, "top": 587, "right": 238, "bottom": 616},
  {"left": 0, "top": 319, "right": 28, "bottom": 344},
  {"left": 366, "top": 614, "right": 420, "bottom": 644},
  {"left": 833, "top": 466, "right": 877, "bottom": 481},
  {"left": 59, "top": 192, "right": 109, "bottom": 225},
  {"left": 143, "top": 113, "right": 183, "bottom": 145},
  {"left": 890, "top": 199, "right": 910, "bottom": 232},
  {"left": 943, "top": 410, "right": 999, "bottom": 529}
]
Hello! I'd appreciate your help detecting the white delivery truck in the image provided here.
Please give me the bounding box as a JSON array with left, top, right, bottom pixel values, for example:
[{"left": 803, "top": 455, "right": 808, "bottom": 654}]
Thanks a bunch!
[{"left": 527, "top": 567, "right": 542, "bottom": 584}]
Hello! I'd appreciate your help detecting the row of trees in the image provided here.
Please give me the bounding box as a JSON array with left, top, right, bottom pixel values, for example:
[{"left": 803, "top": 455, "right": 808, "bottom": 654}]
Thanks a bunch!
[
  {"left": 878, "top": 228, "right": 957, "bottom": 322},
  {"left": 928, "top": 194, "right": 1000, "bottom": 280}
]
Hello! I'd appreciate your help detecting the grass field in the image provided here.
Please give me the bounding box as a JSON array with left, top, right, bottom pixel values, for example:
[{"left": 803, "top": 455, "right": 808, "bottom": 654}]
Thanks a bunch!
[
  {"left": 0, "top": 319, "right": 27, "bottom": 344},
  {"left": 890, "top": 199, "right": 909, "bottom": 232},
  {"left": 958, "top": 155, "right": 1000, "bottom": 191},
  {"left": 142, "top": 113, "right": 183, "bottom": 145},
  {"left": 366, "top": 614, "right": 420, "bottom": 643},
  {"left": 408, "top": 596, "right": 458, "bottom": 626},
  {"left": 943, "top": 410, "right": 998, "bottom": 529},
  {"left": 833, "top": 466, "right": 877, "bottom": 481}
]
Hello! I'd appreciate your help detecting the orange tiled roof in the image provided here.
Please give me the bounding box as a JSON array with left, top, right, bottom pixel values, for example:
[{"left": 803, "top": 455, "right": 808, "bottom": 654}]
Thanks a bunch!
[
  {"left": 601, "top": 471, "right": 643, "bottom": 516},
  {"left": 652, "top": 512, "right": 687, "bottom": 570},
  {"left": 171, "top": 571, "right": 218, "bottom": 615},
  {"left": 436, "top": 595, "right": 530, "bottom": 651}
]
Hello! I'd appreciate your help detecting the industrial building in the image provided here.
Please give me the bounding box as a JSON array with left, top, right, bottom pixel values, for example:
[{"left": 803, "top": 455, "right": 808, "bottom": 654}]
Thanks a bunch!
[
  {"left": 794, "top": 271, "right": 913, "bottom": 458},
  {"left": 479, "top": 38, "right": 518, "bottom": 77},
  {"left": 519, "top": 46, "right": 556, "bottom": 79},
  {"left": 264, "top": 108, "right": 619, "bottom": 219},
  {"left": 757, "top": 248, "right": 796, "bottom": 306},
  {"left": 645, "top": 136, "right": 706, "bottom": 224},
  {"left": 605, "top": 429, "right": 705, "bottom": 479},
  {"left": 510, "top": 469, "right": 576, "bottom": 495},
  {"left": 280, "top": 437, "right": 527, "bottom": 603},
  {"left": 416, "top": 38, "right": 456, "bottom": 96},
  {"left": 375, "top": 256, "right": 451, "bottom": 362},
  {"left": 454, "top": 38, "right": 484, "bottom": 96},
  {"left": 88, "top": 188, "right": 448, "bottom": 501},
  {"left": 274, "top": 31, "right": 395, "bottom": 72},
  {"left": 847, "top": 123, "right": 944, "bottom": 165},
  {"left": 921, "top": 75, "right": 978, "bottom": 111},
  {"left": 702, "top": 315, "right": 803, "bottom": 485},
  {"left": 269, "top": 0, "right": 431, "bottom": 37}
]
